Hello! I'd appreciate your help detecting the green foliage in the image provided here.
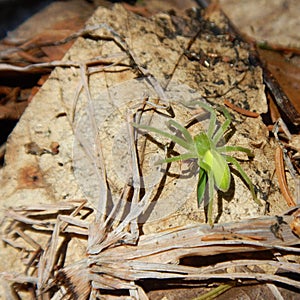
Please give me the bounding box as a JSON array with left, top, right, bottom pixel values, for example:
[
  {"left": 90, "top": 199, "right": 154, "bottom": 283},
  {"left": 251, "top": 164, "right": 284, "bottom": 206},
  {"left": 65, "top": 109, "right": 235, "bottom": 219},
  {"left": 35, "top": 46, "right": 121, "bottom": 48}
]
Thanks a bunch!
[{"left": 132, "top": 101, "right": 261, "bottom": 225}]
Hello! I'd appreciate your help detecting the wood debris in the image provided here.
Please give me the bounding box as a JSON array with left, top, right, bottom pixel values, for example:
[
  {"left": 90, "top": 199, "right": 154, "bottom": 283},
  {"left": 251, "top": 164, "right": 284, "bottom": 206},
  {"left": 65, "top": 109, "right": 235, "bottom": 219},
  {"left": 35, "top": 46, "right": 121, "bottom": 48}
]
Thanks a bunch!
[{"left": 0, "top": 3, "right": 299, "bottom": 299}]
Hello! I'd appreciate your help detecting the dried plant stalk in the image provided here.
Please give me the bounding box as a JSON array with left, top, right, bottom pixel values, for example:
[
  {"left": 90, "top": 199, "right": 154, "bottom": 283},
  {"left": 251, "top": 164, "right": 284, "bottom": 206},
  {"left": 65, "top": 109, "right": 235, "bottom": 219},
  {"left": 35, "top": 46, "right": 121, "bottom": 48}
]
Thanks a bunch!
[
  {"left": 1, "top": 7, "right": 300, "bottom": 299},
  {"left": 1, "top": 202, "right": 300, "bottom": 298}
]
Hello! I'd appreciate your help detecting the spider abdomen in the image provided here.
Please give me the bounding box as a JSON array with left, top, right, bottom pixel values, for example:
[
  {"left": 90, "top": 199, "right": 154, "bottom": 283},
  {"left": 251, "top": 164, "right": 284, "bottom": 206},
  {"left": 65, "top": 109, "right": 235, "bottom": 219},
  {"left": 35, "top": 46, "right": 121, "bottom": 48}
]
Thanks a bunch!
[{"left": 202, "top": 149, "right": 231, "bottom": 192}]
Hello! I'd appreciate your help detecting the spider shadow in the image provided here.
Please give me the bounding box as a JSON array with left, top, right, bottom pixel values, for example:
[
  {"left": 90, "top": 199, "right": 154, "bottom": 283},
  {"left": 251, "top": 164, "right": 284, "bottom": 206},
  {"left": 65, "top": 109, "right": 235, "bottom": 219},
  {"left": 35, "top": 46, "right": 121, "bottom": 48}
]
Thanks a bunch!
[
  {"left": 201, "top": 177, "right": 235, "bottom": 224},
  {"left": 138, "top": 136, "right": 198, "bottom": 225},
  {"left": 142, "top": 133, "right": 198, "bottom": 180},
  {"left": 202, "top": 173, "right": 236, "bottom": 224},
  {"left": 214, "top": 176, "right": 235, "bottom": 224},
  {"left": 213, "top": 164, "right": 254, "bottom": 224},
  {"left": 216, "top": 122, "right": 237, "bottom": 148}
]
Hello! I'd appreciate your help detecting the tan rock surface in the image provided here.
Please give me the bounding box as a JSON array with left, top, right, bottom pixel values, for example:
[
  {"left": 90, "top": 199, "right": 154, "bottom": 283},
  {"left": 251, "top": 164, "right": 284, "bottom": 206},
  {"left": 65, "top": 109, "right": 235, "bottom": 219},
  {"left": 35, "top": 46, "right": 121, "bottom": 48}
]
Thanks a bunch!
[{"left": 0, "top": 2, "right": 295, "bottom": 298}]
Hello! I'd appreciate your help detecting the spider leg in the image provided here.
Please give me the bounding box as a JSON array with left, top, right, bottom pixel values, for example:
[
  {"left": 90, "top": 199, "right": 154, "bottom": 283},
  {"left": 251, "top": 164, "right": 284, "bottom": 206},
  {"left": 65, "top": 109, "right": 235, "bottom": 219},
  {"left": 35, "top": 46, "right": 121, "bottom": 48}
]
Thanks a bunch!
[
  {"left": 218, "top": 106, "right": 232, "bottom": 122},
  {"left": 212, "top": 107, "right": 232, "bottom": 145},
  {"left": 197, "top": 167, "right": 207, "bottom": 206},
  {"left": 167, "top": 119, "right": 193, "bottom": 145},
  {"left": 207, "top": 110, "right": 217, "bottom": 140},
  {"left": 155, "top": 152, "right": 197, "bottom": 165},
  {"left": 195, "top": 100, "right": 216, "bottom": 115},
  {"left": 207, "top": 170, "right": 215, "bottom": 226},
  {"left": 198, "top": 160, "right": 215, "bottom": 226},
  {"left": 218, "top": 145, "right": 254, "bottom": 158},
  {"left": 225, "top": 156, "right": 262, "bottom": 206},
  {"left": 132, "top": 122, "right": 192, "bottom": 150},
  {"left": 192, "top": 101, "right": 217, "bottom": 139},
  {"left": 197, "top": 102, "right": 232, "bottom": 145}
]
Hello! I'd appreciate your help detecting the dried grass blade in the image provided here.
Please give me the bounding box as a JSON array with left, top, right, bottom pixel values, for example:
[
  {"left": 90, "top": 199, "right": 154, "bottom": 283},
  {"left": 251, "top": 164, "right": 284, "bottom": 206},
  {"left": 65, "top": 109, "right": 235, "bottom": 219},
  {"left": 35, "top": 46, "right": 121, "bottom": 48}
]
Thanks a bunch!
[
  {"left": 37, "top": 218, "right": 61, "bottom": 292},
  {"left": 59, "top": 215, "right": 89, "bottom": 230},
  {"left": 79, "top": 63, "right": 109, "bottom": 222},
  {"left": 4, "top": 210, "right": 54, "bottom": 227},
  {"left": 127, "top": 113, "right": 140, "bottom": 240}
]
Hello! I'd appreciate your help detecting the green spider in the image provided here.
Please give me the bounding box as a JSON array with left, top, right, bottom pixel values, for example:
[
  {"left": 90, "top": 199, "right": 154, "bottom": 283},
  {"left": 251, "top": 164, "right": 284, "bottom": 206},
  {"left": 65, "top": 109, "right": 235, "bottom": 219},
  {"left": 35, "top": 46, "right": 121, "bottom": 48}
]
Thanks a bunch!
[{"left": 132, "top": 101, "right": 262, "bottom": 225}]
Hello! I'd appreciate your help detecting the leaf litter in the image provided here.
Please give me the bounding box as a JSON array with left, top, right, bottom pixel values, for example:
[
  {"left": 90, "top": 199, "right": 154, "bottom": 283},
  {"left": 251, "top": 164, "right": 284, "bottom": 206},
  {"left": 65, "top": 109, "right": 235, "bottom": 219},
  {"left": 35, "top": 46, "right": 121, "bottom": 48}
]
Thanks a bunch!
[{"left": 0, "top": 4, "right": 299, "bottom": 299}]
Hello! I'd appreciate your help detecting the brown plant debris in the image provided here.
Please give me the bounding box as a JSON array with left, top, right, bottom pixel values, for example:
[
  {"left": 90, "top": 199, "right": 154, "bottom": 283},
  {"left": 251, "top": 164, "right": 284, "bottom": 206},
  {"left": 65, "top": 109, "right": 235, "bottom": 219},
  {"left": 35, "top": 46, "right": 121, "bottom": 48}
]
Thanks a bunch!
[{"left": 0, "top": 3, "right": 300, "bottom": 300}]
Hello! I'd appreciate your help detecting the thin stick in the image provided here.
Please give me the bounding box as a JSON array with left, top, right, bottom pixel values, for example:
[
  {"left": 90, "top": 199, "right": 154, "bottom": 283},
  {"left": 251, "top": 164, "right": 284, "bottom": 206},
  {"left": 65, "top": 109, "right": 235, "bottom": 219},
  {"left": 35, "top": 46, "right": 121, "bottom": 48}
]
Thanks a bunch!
[
  {"left": 275, "top": 146, "right": 296, "bottom": 207},
  {"left": 0, "top": 55, "right": 126, "bottom": 73},
  {"left": 224, "top": 99, "right": 260, "bottom": 118},
  {"left": 0, "top": 24, "right": 125, "bottom": 58}
]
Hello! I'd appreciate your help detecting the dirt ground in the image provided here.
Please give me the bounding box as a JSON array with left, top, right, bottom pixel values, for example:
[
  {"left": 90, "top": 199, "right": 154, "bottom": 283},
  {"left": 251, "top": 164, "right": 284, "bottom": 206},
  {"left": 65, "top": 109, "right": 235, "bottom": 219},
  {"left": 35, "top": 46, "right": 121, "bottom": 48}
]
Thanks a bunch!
[{"left": 0, "top": 1, "right": 299, "bottom": 299}]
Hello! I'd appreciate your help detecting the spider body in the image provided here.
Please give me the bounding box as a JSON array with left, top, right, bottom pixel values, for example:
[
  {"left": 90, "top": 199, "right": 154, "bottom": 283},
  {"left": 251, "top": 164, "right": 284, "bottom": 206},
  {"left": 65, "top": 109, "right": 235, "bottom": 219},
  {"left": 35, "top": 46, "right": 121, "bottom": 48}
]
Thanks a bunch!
[{"left": 133, "top": 101, "right": 261, "bottom": 225}]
